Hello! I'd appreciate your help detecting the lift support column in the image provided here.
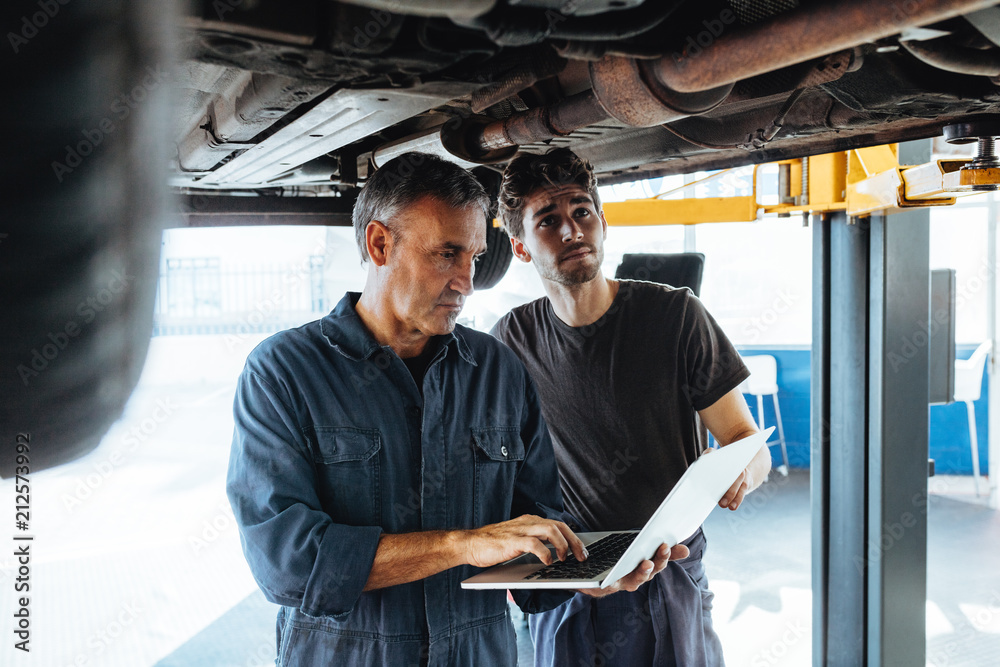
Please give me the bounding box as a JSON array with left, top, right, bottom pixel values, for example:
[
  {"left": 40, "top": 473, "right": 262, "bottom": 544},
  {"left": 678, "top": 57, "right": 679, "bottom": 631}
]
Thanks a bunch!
[{"left": 812, "top": 141, "right": 931, "bottom": 666}]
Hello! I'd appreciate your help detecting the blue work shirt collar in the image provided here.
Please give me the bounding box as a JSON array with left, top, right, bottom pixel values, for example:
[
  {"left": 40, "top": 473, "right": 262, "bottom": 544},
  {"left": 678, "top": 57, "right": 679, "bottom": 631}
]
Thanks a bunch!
[{"left": 320, "top": 292, "right": 478, "bottom": 366}]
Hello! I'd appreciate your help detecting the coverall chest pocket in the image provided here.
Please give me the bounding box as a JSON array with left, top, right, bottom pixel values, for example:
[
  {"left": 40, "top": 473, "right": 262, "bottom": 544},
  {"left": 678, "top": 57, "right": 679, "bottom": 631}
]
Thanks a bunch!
[
  {"left": 312, "top": 427, "right": 381, "bottom": 526},
  {"left": 472, "top": 427, "right": 524, "bottom": 526}
]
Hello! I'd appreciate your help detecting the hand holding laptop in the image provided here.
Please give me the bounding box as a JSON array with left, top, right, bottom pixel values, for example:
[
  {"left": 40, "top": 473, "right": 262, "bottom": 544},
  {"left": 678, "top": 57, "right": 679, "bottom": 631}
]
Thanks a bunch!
[
  {"left": 720, "top": 467, "right": 752, "bottom": 510},
  {"left": 462, "top": 428, "right": 773, "bottom": 591},
  {"left": 576, "top": 542, "right": 690, "bottom": 598}
]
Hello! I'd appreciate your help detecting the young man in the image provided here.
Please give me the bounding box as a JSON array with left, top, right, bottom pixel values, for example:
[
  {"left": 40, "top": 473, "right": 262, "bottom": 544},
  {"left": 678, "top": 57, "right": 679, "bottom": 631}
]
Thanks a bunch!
[
  {"left": 492, "top": 148, "right": 772, "bottom": 667},
  {"left": 226, "top": 153, "right": 683, "bottom": 666}
]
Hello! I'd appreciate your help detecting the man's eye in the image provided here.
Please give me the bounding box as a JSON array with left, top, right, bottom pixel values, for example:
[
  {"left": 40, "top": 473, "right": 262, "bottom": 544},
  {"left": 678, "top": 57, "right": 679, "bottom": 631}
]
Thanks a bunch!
[
  {"left": 574, "top": 208, "right": 590, "bottom": 218},
  {"left": 441, "top": 252, "right": 455, "bottom": 260},
  {"left": 539, "top": 216, "right": 554, "bottom": 227}
]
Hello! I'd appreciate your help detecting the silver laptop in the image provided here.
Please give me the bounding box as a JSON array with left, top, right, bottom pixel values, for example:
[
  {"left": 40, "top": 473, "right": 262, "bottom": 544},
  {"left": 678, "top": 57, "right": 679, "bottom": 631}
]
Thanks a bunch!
[{"left": 461, "top": 428, "right": 773, "bottom": 590}]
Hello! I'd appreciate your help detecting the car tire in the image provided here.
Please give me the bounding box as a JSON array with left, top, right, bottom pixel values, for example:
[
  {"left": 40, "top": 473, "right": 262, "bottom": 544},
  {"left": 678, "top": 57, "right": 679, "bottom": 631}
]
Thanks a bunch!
[
  {"left": 472, "top": 167, "right": 513, "bottom": 290},
  {"left": 0, "top": 0, "right": 172, "bottom": 476}
]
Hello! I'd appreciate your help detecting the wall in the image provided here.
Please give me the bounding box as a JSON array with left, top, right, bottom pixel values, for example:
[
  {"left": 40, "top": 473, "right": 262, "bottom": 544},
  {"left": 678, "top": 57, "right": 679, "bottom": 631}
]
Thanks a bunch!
[
  {"left": 931, "top": 344, "right": 990, "bottom": 475},
  {"left": 736, "top": 345, "right": 989, "bottom": 475},
  {"left": 736, "top": 347, "right": 811, "bottom": 469}
]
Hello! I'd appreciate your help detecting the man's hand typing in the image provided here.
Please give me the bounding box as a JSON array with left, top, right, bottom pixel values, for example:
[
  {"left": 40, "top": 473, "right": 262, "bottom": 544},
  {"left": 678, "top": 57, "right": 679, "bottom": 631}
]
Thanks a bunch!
[{"left": 461, "top": 514, "right": 588, "bottom": 568}]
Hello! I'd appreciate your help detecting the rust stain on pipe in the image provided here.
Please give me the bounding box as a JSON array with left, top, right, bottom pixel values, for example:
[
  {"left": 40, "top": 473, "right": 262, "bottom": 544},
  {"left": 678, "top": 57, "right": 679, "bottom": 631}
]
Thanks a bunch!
[
  {"left": 471, "top": 52, "right": 568, "bottom": 114},
  {"left": 656, "top": 0, "right": 1000, "bottom": 93},
  {"left": 475, "top": 90, "right": 608, "bottom": 153}
]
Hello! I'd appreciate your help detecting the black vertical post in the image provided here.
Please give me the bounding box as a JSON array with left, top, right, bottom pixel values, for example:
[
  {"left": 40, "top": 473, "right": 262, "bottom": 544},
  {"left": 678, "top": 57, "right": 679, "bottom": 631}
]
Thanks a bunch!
[
  {"left": 867, "top": 209, "right": 930, "bottom": 665},
  {"left": 811, "top": 212, "right": 831, "bottom": 666},
  {"left": 813, "top": 141, "right": 931, "bottom": 666},
  {"left": 814, "top": 210, "right": 871, "bottom": 665}
]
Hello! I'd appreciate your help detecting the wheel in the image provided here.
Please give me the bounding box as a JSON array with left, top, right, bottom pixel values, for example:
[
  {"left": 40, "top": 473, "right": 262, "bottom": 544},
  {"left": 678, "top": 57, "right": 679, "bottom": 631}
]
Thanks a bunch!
[
  {"left": 471, "top": 167, "right": 513, "bottom": 290},
  {"left": 0, "top": 0, "right": 172, "bottom": 476}
]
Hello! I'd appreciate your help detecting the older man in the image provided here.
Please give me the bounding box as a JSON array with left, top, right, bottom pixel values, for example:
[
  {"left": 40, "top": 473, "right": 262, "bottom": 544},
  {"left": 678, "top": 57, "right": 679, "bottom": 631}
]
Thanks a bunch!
[
  {"left": 226, "top": 152, "right": 679, "bottom": 666},
  {"left": 493, "top": 148, "right": 772, "bottom": 666}
]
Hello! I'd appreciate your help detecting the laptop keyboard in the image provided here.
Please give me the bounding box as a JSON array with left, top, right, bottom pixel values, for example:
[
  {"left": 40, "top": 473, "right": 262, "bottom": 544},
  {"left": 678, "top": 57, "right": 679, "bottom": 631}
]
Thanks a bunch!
[{"left": 523, "top": 532, "right": 638, "bottom": 581}]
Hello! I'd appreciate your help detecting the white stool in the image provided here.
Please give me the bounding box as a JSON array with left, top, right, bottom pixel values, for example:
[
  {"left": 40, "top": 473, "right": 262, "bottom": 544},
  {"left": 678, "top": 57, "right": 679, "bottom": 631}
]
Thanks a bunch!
[
  {"left": 954, "top": 341, "right": 992, "bottom": 496},
  {"left": 739, "top": 354, "right": 789, "bottom": 476}
]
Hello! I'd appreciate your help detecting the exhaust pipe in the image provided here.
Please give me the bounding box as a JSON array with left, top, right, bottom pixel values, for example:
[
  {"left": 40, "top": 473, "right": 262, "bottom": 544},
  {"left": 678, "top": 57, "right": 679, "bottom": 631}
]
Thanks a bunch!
[
  {"left": 654, "top": 0, "right": 1000, "bottom": 93},
  {"left": 402, "top": 0, "right": 1000, "bottom": 160}
]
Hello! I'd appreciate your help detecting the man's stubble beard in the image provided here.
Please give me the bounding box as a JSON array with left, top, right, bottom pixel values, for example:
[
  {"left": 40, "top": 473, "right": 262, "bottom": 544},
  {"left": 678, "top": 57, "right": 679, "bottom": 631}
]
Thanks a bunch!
[{"left": 540, "top": 245, "right": 604, "bottom": 286}]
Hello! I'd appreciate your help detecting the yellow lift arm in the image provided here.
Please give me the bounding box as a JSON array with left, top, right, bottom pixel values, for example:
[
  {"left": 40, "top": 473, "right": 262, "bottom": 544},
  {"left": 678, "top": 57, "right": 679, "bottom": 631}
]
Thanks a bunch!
[{"left": 602, "top": 145, "right": 1000, "bottom": 226}]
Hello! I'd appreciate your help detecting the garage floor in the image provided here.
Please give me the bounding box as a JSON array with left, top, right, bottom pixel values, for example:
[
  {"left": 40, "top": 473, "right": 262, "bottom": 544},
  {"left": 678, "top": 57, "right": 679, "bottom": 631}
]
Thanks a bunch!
[
  {"left": 1, "top": 354, "right": 997, "bottom": 667},
  {"left": 507, "top": 470, "right": 1000, "bottom": 667}
]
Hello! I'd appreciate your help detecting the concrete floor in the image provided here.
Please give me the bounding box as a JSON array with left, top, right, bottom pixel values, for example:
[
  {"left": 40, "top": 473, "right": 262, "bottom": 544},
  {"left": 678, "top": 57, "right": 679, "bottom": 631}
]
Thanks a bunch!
[
  {"left": 706, "top": 470, "right": 1000, "bottom": 667},
  {"left": 510, "top": 471, "right": 1000, "bottom": 667},
  {"left": 1, "top": 334, "right": 997, "bottom": 666}
]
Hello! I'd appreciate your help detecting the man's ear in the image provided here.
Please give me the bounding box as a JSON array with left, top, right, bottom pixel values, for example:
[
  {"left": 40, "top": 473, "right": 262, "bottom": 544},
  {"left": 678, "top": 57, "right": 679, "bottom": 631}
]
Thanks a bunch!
[
  {"left": 600, "top": 210, "right": 609, "bottom": 240},
  {"left": 510, "top": 234, "right": 531, "bottom": 264},
  {"left": 366, "top": 220, "right": 393, "bottom": 267}
]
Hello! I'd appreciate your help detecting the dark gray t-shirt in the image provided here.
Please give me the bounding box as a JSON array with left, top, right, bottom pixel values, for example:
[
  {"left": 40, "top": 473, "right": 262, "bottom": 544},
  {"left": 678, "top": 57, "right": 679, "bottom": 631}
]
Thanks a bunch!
[{"left": 492, "top": 280, "right": 749, "bottom": 532}]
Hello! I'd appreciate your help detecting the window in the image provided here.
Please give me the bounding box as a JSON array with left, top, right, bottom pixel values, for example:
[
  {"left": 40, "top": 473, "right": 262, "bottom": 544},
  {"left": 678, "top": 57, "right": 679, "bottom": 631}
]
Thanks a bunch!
[{"left": 930, "top": 201, "right": 991, "bottom": 344}]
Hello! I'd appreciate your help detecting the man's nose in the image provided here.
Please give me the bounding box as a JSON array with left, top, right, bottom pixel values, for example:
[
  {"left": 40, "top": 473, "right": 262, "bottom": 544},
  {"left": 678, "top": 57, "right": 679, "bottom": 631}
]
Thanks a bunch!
[
  {"left": 450, "top": 256, "right": 475, "bottom": 296},
  {"left": 561, "top": 218, "right": 583, "bottom": 242}
]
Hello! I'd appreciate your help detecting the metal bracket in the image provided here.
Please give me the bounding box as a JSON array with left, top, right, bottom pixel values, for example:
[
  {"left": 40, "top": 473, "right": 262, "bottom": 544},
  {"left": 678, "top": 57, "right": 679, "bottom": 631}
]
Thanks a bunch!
[{"left": 602, "top": 143, "right": 1000, "bottom": 226}]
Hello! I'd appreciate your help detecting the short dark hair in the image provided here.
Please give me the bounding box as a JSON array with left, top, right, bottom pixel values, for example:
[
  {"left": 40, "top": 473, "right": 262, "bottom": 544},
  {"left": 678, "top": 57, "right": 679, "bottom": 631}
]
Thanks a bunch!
[
  {"left": 352, "top": 152, "right": 490, "bottom": 262},
  {"left": 498, "top": 148, "right": 601, "bottom": 239}
]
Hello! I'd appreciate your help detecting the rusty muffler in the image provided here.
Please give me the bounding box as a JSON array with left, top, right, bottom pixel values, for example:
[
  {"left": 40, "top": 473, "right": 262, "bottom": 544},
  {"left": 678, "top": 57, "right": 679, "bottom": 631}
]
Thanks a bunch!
[{"left": 441, "top": 0, "right": 1000, "bottom": 160}]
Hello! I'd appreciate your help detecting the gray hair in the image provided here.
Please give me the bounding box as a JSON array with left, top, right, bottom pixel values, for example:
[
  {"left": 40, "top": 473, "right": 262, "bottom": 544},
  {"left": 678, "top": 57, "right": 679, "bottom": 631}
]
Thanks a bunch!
[{"left": 352, "top": 152, "right": 491, "bottom": 262}]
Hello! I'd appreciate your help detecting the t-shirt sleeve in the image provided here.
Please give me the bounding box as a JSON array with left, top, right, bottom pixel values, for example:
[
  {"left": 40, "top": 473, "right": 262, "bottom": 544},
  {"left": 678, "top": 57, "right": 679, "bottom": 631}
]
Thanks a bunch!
[
  {"left": 226, "top": 363, "right": 382, "bottom": 619},
  {"left": 678, "top": 292, "right": 750, "bottom": 411},
  {"left": 489, "top": 314, "right": 510, "bottom": 343}
]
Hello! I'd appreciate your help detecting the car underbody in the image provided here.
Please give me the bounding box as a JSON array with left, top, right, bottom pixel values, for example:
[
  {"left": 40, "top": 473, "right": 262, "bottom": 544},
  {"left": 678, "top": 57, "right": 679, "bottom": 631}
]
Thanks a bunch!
[{"left": 171, "top": 0, "right": 1000, "bottom": 196}]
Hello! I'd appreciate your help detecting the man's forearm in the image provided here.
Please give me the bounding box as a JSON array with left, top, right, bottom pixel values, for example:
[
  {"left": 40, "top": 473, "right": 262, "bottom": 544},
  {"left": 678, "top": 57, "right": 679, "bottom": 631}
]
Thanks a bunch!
[
  {"left": 361, "top": 515, "right": 586, "bottom": 593},
  {"left": 362, "top": 531, "right": 465, "bottom": 592},
  {"left": 719, "top": 426, "right": 771, "bottom": 494}
]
